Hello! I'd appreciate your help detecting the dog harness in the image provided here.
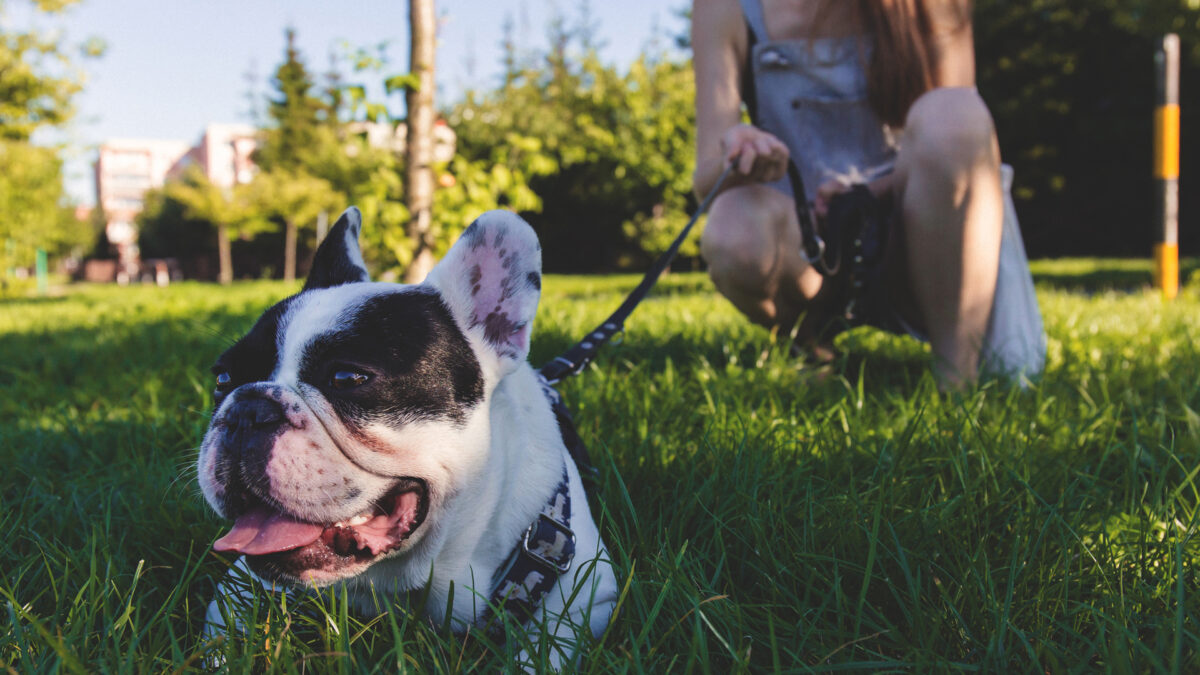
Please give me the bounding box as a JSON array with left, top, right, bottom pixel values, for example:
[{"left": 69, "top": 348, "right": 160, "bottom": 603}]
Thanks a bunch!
[{"left": 482, "top": 462, "right": 575, "bottom": 631}]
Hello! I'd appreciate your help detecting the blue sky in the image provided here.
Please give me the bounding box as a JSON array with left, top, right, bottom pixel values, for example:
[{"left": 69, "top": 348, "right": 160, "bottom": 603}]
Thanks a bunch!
[{"left": 13, "top": 0, "right": 687, "bottom": 205}]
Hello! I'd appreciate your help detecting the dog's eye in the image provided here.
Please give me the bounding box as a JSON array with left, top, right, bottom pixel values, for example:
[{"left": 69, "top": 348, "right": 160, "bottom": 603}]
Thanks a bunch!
[
  {"left": 215, "top": 371, "right": 233, "bottom": 391},
  {"left": 331, "top": 370, "right": 371, "bottom": 390}
]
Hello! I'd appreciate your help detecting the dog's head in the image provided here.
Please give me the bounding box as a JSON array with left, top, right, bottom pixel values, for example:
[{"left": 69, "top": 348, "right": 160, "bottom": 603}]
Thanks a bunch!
[{"left": 197, "top": 207, "right": 542, "bottom": 587}]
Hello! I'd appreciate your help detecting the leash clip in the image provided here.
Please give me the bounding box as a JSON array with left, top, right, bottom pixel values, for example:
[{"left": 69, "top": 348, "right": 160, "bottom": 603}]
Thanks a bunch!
[{"left": 801, "top": 234, "right": 826, "bottom": 266}]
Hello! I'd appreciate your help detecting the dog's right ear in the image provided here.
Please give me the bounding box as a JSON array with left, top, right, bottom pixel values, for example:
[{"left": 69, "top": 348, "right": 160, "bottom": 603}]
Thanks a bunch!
[{"left": 304, "top": 207, "right": 370, "bottom": 291}]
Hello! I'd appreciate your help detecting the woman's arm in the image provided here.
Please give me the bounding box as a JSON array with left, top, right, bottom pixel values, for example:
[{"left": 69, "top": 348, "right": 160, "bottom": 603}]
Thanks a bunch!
[
  {"left": 691, "top": 0, "right": 788, "bottom": 199},
  {"left": 692, "top": 0, "right": 747, "bottom": 199}
]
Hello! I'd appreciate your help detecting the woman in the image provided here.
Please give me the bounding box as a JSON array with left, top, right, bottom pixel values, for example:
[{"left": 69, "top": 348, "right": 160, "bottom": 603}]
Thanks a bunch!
[{"left": 692, "top": 0, "right": 1045, "bottom": 387}]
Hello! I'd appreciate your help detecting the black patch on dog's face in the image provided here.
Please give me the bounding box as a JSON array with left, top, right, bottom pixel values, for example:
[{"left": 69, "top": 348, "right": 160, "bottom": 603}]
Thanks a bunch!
[
  {"left": 211, "top": 296, "right": 297, "bottom": 404},
  {"left": 298, "top": 289, "right": 484, "bottom": 430}
]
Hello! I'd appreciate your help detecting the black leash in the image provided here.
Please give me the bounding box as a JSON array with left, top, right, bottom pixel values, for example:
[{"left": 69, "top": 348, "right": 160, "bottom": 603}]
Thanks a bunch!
[
  {"left": 787, "top": 159, "right": 837, "bottom": 276},
  {"left": 536, "top": 161, "right": 737, "bottom": 477},
  {"left": 532, "top": 155, "right": 872, "bottom": 477},
  {"left": 787, "top": 154, "right": 889, "bottom": 325},
  {"left": 538, "top": 161, "right": 737, "bottom": 386}
]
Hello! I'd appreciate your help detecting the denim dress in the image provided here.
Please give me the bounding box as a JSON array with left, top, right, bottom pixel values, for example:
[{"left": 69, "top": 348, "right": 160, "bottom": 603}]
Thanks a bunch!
[{"left": 737, "top": 0, "right": 1046, "bottom": 378}]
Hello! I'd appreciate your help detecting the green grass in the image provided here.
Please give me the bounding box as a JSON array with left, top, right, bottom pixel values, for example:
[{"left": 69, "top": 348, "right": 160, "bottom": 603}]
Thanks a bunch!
[{"left": 2, "top": 259, "right": 1198, "bottom": 672}]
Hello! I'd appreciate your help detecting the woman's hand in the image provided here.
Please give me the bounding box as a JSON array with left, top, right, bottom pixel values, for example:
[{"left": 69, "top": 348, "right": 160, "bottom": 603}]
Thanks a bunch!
[
  {"left": 813, "top": 179, "right": 850, "bottom": 221},
  {"left": 721, "top": 124, "right": 790, "bottom": 183},
  {"left": 814, "top": 172, "right": 897, "bottom": 220}
]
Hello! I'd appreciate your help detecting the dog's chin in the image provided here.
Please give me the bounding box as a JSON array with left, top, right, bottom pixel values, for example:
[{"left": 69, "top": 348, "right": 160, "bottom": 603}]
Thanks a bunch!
[{"left": 216, "top": 480, "right": 430, "bottom": 587}]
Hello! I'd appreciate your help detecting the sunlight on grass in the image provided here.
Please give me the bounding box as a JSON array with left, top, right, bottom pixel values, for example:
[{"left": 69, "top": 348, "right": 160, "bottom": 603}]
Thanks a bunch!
[{"left": 2, "top": 263, "right": 1198, "bottom": 671}]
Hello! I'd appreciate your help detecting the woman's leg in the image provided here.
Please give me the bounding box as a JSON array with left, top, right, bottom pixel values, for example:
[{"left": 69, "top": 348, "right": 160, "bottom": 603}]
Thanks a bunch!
[
  {"left": 701, "top": 183, "right": 824, "bottom": 333},
  {"left": 893, "top": 87, "right": 1005, "bottom": 388}
]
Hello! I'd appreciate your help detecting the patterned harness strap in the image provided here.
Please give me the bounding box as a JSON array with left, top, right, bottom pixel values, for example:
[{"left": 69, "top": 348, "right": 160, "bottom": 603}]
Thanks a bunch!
[{"left": 482, "top": 465, "right": 576, "bottom": 632}]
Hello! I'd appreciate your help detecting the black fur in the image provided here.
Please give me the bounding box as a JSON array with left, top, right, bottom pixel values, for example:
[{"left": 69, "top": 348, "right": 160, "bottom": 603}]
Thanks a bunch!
[
  {"left": 211, "top": 296, "right": 296, "bottom": 401},
  {"left": 298, "top": 289, "right": 485, "bottom": 430},
  {"left": 304, "top": 208, "right": 370, "bottom": 291}
]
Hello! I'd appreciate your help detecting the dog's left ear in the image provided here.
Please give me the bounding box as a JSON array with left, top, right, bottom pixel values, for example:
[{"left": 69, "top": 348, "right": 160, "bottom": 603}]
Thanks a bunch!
[
  {"left": 425, "top": 210, "right": 542, "bottom": 374},
  {"left": 304, "top": 207, "right": 370, "bottom": 291}
]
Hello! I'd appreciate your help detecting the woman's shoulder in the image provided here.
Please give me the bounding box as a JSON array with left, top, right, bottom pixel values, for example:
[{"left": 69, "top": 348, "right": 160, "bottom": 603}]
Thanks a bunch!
[
  {"left": 693, "top": 0, "right": 747, "bottom": 30},
  {"left": 693, "top": 0, "right": 744, "bottom": 17},
  {"left": 692, "top": 0, "right": 749, "bottom": 52}
]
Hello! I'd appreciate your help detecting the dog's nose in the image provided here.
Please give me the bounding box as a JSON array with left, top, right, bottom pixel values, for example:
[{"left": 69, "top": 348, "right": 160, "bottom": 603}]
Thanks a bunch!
[{"left": 225, "top": 397, "right": 286, "bottom": 431}]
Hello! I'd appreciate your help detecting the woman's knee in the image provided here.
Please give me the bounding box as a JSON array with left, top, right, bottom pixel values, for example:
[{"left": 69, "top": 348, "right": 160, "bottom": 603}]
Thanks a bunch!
[
  {"left": 700, "top": 186, "right": 791, "bottom": 286},
  {"left": 902, "top": 87, "right": 999, "bottom": 174}
]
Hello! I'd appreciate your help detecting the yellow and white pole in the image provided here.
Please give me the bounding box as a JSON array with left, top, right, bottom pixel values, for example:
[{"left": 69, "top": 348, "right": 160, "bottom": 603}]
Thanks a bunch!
[{"left": 1155, "top": 34, "right": 1181, "bottom": 299}]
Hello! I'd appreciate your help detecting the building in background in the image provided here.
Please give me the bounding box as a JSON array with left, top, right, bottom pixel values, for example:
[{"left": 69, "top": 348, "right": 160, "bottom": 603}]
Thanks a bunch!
[
  {"left": 166, "top": 123, "right": 258, "bottom": 188},
  {"left": 92, "top": 124, "right": 257, "bottom": 282},
  {"left": 93, "top": 138, "right": 190, "bottom": 281},
  {"left": 90, "top": 120, "right": 454, "bottom": 282}
]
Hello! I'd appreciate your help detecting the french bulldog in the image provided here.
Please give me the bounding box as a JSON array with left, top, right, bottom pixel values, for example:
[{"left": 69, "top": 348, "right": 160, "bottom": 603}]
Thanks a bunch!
[{"left": 198, "top": 207, "right": 618, "bottom": 664}]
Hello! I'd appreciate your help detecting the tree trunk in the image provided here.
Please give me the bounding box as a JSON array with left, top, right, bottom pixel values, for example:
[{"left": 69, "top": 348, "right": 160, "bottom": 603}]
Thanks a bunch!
[
  {"left": 284, "top": 218, "right": 297, "bottom": 282},
  {"left": 403, "top": 0, "right": 437, "bottom": 283},
  {"left": 217, "top": 222, "right": 233, "bottom": 285}
]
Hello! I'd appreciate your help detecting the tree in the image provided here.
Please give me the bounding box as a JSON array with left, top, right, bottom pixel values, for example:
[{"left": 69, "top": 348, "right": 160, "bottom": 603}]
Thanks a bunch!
[
  {"left": 242, "top": 168, "right": 343, "bottom": 281},
  {"left": 258, "top": 35, "right": 422, "bottom": 279},
  {"left": 0, "top": 142, "right": 87, "bottom": 269},
  {"left": 255, "top": 28, "right": 334, "bottom": 171},
  {"left": 973, "top": 0, "right": 1200, "bottom": 257},
  {"left": 447, "top": 35, "right": 697, "bottom": 271},
  {"left": 255, "top": 28, "right": 344, "bottom": 280},
  {"left": 0, "top": 0, "right": 92, "bottom": 142},
  {"left": 162, "top": 167, "right": 263, "bottom": 284},
  {"left": 136, "top": 185, "right": 216, "bottom": 278},
  {"left": 315, "top": 132, "right": 411, "bottom": 275},
  {"left": 0, "top": 0, "right": 101, "bottom": 271},
  {"left": 404, "top": 0, "right": 437, "bottom": 283}
]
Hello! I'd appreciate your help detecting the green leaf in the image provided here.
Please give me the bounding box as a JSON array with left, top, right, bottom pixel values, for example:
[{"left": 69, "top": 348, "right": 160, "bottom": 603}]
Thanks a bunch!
[{"left": 384, "top": 73, "right": 420, "bottom": 95}]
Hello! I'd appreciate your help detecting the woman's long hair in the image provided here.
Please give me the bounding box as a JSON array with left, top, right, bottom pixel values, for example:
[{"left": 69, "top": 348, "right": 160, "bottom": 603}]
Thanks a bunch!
[{"left": 827, "top": 1, "right": 972, "bottom": 128}]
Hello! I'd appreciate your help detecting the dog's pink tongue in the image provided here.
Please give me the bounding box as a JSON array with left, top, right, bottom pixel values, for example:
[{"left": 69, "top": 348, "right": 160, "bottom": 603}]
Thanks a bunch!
[{"left": 213, "top": 507, "right": 324, "bottom": 556}]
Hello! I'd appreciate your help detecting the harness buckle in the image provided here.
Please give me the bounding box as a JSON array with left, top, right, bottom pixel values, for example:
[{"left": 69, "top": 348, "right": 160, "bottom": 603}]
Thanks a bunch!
[{"left": 522, "top": 513, "right": 575, "bottom": 574}]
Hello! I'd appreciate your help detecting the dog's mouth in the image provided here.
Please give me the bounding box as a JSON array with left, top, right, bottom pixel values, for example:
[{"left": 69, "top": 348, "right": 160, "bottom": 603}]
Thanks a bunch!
[{"left": 213, "top": 480, "right": 428, "bottom": 562}]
